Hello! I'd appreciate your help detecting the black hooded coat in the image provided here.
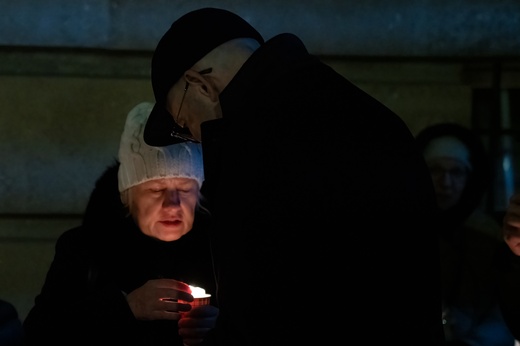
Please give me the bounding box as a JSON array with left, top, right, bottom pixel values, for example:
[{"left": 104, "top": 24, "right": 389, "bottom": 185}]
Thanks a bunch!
[
  {"left": 198, "top": 33, "right": 444, "bottom": 345},
  {"left": 22, "top": 162, "right": 215, "bottom": 345}
]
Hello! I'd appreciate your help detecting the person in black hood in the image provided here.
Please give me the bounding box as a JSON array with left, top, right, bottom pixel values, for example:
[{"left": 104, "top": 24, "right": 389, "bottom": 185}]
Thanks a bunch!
[
  {"left": 416, "top": 122, "right": 515, "bottom": 346},
  {"left": 416, "top": 122, "right": 493, "bottom": 233},
  {"left": 23, "top": 102, "right": 218, "bottom": 346}
]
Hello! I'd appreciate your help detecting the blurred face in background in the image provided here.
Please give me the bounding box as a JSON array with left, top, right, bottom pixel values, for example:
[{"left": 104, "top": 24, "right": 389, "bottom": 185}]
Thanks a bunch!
[
  {"left": 427, "top": 157, "right": 469, "bottom": 211},
  {"left": 128, "top": 177, "right": 199, "bottom": 242}
]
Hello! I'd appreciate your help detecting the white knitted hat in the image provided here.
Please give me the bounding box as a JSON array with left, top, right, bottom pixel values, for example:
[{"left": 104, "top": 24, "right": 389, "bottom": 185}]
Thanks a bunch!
[
  {"left": 117, "top": 102, "right": 204, "bottom": 192},
  {"left": 423, "top": 136, "right": 472, "bottom": 170}
]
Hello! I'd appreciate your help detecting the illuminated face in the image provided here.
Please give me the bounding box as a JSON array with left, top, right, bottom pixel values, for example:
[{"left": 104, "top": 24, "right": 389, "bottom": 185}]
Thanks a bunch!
[
  {"left": 427, "top": 157, "right": 470, "bottom": 211},
  {"left": 130, "top": 177, "right": 199, "bottom": 241}
]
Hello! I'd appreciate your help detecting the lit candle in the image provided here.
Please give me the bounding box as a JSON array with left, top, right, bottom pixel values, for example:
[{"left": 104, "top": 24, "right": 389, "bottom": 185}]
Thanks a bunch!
[
  {"left": 186, "top": 285, "right": 211, "bottom": 306},
  {"left": 189, "top": 285, "right": 211, "bottom": 299}
]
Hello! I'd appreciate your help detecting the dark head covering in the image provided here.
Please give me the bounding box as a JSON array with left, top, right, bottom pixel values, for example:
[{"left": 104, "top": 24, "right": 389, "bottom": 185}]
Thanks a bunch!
[
  {"left": 144, "top": 7, "right": 264, "bottom": 146},
  {"left": 415, "top": 122, "right": 492, "bottom": 232},
  {"left": 0, "top": 299, "right": 24, "bottom": 345}
]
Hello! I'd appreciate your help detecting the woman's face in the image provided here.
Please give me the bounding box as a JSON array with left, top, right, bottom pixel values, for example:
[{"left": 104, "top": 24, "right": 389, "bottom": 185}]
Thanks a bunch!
[
  {"left": 130, "top": 177, "right": 199, "bottom": 241},
  {"left": 427, "top": 157, "right": 470, "bottom": 211}
]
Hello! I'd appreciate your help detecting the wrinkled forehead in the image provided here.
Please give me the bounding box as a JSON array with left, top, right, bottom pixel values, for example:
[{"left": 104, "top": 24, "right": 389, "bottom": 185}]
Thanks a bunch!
[
  {"left": 423, "top": 136, "right": 471, "bottom": 170},
  {"left": 135, "top": 177, "right": 199, "bottom": 189},
  {"left": 426, "top": 156, "right": 469, "bottom": 170}
]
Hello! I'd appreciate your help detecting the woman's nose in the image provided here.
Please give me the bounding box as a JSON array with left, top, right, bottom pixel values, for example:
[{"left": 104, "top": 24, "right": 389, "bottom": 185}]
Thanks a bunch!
[
  {"left": 440, "top": 172, "right": 453, "bottom": 184},
  {"left": 163, "top": 190, "right": 181, "bottom": 207}
]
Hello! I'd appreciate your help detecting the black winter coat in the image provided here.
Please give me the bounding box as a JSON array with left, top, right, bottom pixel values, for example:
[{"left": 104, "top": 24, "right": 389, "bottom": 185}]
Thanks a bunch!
[
  {"left": 23, "top": 162, "right": 215, "bottom": 346},
  {"left": 200, "top": 34, "right": 444, "bottom": 345}
]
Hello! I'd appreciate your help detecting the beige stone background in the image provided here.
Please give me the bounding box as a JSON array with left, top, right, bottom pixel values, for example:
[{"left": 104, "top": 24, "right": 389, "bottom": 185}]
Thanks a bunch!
[{"left": 1, "top": 0, "right": 519, "bottom": 321}]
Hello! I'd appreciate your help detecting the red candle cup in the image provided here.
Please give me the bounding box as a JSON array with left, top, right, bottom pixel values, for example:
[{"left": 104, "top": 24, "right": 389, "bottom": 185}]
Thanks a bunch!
[{"left": 180, "top": 285, "right": 211, "bottom": 308}]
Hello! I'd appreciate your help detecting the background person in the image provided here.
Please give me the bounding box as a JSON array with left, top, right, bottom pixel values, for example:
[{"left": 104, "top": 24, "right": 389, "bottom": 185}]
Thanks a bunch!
[
  {"left": 144, "top": 7, "right": 444, "bottom": 345},
  {"left": 0, "top": 299, "right": 24, "bottom": 345},
  {"left": 496, "top": 192, "right": 520, "bottom": 341},
  {"left": 23, "top": 102, "right": 218, "bottom": 346},
  {"left": 502, "top": 192, "right": 520, "bottom": 256},
  {"left": 416, "top": 122, "right": 515, "bottom": 346}
]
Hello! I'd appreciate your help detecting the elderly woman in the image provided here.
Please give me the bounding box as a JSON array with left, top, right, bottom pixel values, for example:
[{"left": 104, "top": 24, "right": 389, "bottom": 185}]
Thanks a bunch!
[{"left": 23, "top": 102, "right": 218, "bottom": 346}]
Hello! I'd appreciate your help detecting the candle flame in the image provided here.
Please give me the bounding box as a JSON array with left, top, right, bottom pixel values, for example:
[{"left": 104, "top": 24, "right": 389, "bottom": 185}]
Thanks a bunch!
[{"left": 189, "top": 285, "right": 210, "bottom": 298}]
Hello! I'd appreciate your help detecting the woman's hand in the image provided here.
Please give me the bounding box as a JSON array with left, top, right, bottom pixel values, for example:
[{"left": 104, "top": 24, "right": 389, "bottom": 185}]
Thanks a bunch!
[
  {"left": 126, "top": 278, "right": 193, "bottom": 320},
  {"left": 178, "top": 304, "right": 219, "bottom": 345}
]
